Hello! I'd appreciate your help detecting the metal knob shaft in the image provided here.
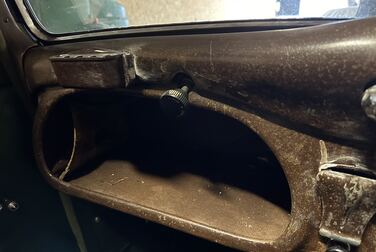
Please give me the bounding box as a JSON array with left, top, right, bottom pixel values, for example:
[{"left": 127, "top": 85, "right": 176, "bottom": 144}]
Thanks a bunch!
[{"left": 326, "top": 241, "right": 351, "bottom": 252}]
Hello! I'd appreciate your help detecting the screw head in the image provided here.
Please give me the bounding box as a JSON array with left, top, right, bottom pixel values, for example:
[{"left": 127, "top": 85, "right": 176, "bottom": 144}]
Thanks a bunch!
[
  {"left": 94, "top": 216, "right": 101, "bottom": 223},
  {"left": 361, "top": 85, "right": 376, "bottom": 121},
  {"left": 7, "top": 201, "right": 19, "bottom": 212}
]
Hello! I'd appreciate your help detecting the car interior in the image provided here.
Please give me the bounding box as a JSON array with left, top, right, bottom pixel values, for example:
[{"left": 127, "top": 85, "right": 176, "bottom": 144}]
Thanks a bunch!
[{"left": 0, "top": 0, "right": 376, "bottom": 251}]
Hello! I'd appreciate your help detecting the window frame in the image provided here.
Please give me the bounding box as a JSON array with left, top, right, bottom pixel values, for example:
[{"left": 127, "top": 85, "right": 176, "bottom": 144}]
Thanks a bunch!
[{"left": 16, "top": 0, "right": 347, "bottom": 43}]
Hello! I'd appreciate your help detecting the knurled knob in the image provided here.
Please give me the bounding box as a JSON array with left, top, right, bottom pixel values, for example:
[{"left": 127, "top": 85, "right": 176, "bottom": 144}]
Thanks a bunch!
[{"left": 160, "top": 86, "right": 190, "bottom": 118}]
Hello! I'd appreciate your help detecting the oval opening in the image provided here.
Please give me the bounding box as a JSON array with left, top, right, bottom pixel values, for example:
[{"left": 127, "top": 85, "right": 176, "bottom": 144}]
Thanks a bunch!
[{"left": 40, "top": 94, "right": 291, "bottom": 241}]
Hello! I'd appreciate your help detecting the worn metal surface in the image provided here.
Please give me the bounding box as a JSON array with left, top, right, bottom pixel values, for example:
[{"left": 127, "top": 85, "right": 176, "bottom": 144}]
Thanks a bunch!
[
  {"left": 70, "top": 160, "right": 291, "bottom": 241},
  {"left": 31, "top": 87, "right": 376, "bottom": 251},
  {"left": 32, "top": 88, "right": 314, "bottom": 251},
  {"left": 25, "top": 18, "right": 376, "bottom": 145},
  {"left": 18, "top": 14, "right": 376, "bottom": 252},
  {"left": 317, "top": 169, "right": 376, "bottom": 246},
  {"left": 51, "top": 51, "right": 135, "bottom": 89},
  {"left": 1, "top": 0, "right": 374, "bottom": 249}
]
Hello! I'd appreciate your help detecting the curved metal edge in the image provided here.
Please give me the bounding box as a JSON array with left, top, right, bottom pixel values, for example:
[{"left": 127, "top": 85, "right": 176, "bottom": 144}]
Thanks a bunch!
[{"left": 32, "top": 88, "right": 325, "bottom": 251}]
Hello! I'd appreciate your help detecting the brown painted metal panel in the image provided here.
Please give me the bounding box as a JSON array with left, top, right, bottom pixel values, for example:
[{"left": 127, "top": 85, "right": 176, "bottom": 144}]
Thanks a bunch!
[{"left": 23, "top": 17, "right": 376, "bottom": 252}]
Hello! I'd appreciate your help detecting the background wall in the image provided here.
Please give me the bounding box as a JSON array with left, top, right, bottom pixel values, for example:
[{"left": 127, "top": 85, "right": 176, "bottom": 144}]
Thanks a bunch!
[
  {"left": 118, "top": 0, "right": 277, "bottom": 26},
  {"left": 119, "top": 0, "right": 226, "bottom": 26}
]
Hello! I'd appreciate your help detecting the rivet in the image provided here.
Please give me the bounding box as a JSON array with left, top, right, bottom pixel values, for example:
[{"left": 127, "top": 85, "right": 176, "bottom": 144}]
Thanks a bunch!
[
  {"left": 94, "top": 216, "right": 101, "bottom": 223},
  {"left": 7, "top": 201, "right": 19, "bottom": 212},
  {"left": 361, "top": 85, "right": 376, "bottom": 121}
]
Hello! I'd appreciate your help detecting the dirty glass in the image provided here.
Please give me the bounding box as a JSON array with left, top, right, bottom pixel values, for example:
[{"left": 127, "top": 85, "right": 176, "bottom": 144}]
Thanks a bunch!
[{"left": 25, "top": 0, "right": 375, "bottom": 34}]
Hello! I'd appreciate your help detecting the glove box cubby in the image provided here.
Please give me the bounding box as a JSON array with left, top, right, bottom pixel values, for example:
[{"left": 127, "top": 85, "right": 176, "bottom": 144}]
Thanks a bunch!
[{"left": 34, "top": 89, "right": 292, "bottom": 249}]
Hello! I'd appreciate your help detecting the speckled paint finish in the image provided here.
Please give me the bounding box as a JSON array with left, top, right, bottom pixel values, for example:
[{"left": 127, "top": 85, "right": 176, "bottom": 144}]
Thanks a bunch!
[
  {"left": 30, "top": 88, "right": 376, "bottom": 251},
  {"left": 23, "top": 17, "right": 376, "bottom": 252}
]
